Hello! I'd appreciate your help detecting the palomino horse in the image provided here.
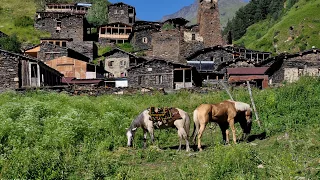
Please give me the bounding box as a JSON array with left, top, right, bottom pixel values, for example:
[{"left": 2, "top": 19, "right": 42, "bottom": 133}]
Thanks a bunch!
[
  {"left": 192, "top": 100, "right": 252, "bottom": 151},
  {"left": 126, "top": 107, "right": 191, "bottom": 151}
]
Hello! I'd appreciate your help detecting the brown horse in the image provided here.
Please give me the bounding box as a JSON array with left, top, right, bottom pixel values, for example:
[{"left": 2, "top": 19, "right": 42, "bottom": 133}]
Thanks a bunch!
[{"left": 192, "top": 100, "right": 253, "bottom": 151}]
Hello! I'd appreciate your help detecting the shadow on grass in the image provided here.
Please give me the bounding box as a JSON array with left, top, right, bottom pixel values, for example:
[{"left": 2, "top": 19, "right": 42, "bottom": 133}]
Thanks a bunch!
[
  {"left": 247, "top": 131, "right": 267, "bottom": 142},
  {"left": 162, "top": 144, "right": 209, "bottom": 151}
]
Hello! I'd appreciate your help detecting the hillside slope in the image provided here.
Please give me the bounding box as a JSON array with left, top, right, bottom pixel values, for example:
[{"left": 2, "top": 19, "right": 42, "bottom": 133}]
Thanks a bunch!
[
  {"left": 0, "top": 0, "right": 50, "bottom": 45},
  {"left": 161, "top": 0, "right": 247, "bottom": 28},
  {"left": 235, "top": 0, "right": 320, "bottom": 53}
]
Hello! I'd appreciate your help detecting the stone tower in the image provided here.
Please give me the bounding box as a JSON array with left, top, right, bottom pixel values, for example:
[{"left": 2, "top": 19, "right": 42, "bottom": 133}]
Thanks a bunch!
[{"left": 198, "top": 0, "right": 224, "bottom": 47}]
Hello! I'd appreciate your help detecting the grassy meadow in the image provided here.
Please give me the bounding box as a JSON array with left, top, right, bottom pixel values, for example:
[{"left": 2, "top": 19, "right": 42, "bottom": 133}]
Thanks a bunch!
[
  {"left": 0, "top": 77, "right": 319, "bottom": 179},
  {"left": 236, "top": 0, "right": 320, "bottom": 53}
]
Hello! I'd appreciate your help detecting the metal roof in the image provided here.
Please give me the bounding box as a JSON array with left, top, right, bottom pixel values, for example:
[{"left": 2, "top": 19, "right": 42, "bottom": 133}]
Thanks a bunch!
[{"left": 227, "top": 67, "right": 269, "bottom": 75}]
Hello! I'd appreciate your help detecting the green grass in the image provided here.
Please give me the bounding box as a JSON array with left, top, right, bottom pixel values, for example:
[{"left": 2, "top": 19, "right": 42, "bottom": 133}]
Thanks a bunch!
[
  {"left": 236, "top": 0, "right": 320, "bottom": 53},
  {"left": 0, "top": 77, "right": 319, "bottom": 179},
  {"left": 0, "top": 0, "right": 50, "bottom": 45}
]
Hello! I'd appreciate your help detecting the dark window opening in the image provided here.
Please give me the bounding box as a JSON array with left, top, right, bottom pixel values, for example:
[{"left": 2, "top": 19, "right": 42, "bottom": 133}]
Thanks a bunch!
[
  {"left": 119, "top": 28, "right": 125, "bottom": 34},
  {"left": 55, "top": 41, "right": 60, "bottom": 46},
  {"left": 221, "top": 57, "right": 224, "bottom": 62},
  {"left": 192, "top": 34, "right": 196, "bottom": 40},
  {"left": 31, "top": 64, "right": 38, "bottom": 78},
  {"left": 185, "top": 70, "right": 192, "bottom": 82},
  {"left": 62, "top": 41, "right": 67, "bottom": 47},
  {"left": 142, "top": 37, "right": 148, "bottom": 44},
  {"left": 157, "top": 75, "right": 163, "bottom": 84},
  {"left": 108, "top": 61, "right": 114, "bottom": 67},
  {"left": 57, "top": 20, "right": 61, "bottom": 27},
  {"left": 100, "top": 28, "right": 106, "bottom": 34},
  {"left": 174, "top": 70, "right": 183, "bottom": 82},
  {"left": 129, "top": 17, "right": 133, "bottom": 23}
]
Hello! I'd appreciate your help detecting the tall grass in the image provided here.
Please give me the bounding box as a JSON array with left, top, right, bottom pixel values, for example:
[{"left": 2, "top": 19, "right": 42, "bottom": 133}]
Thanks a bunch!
[{"left": 0, "top": 77, "right": 319, "bottom": 179}]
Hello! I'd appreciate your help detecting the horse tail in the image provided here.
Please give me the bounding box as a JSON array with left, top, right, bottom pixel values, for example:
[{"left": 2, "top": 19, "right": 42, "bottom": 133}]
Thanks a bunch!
[{"left": 191, "top": 109, "right": 200, "bottom": 144}]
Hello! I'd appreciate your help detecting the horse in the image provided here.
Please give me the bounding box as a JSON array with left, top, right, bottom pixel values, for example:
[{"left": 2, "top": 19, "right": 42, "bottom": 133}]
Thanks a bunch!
[
  {"left": 192, "top": 100, "right": 253, "bottom": 151},
  {"left": 126, "top": 107, "right": 191, "bottom": 151}
]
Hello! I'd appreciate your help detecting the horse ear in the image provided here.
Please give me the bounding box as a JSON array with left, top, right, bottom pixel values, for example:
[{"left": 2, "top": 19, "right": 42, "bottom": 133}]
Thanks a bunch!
[{"left": 132, "top": 127, "right": 137, "bottom": 131}]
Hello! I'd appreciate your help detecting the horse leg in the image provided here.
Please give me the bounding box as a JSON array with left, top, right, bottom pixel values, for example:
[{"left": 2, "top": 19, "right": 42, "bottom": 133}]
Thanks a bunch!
[
  {"left": 143, "top": 129, "right": 148, "bottom": 149},
  {"left": 197, "top": 123, "right": 207, "bottom": 151},
  {"left": 219, "top": 124, "right": 229, "bottom": 145},
  {"left": 228, "top": 119, "right": 237, "bottom": 144},
  {"left": 177, "top": 128, "right": 190, "bottom": 152}
]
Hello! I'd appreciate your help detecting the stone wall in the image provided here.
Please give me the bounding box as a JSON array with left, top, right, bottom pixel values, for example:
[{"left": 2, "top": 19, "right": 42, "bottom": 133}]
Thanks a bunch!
[
  {"left": 35, "top": 15, "right": 85, "bottom": 42},
  {"left": 0, "top": 51, "right": 20, "bottom": 91},
  {"left": 270, "top": 52, "right": 320, "bottom": 83},
  {"left": 68, "top": 41, "right": 96, "bottom": 60},
  {"left": 198, "top": 0, "right": 224, "bottom": 47},
  {"left": 127, "top": 60, "right": 174, "bottom": 89},
  {"left": 38, "top": 43, "right": 68, "bottom": 62},
  {"left": 108, "top": 4, "right": 135, "bottom": 25},
  {"left": 152, "top": 30, "right": 181, "bottom": 63},
  {"left": 104, "top": 52, "right": 130, "bottom": 77},
  {"left": 131, "top": 28, "right": 157, "bottom": 51}
]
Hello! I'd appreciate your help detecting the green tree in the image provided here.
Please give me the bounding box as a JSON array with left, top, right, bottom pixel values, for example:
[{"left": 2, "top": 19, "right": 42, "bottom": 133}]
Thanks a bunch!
[
  {"left": 0, "top": 34, "right": 21, "bottom": 53},
  {"left": 86, "top": 0, "right": 110, "bottom": 27}
]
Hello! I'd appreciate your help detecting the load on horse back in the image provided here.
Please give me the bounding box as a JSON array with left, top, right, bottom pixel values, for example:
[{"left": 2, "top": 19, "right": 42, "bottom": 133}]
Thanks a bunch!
[
  {"left": 126, "top": 107, "right": 191, "bottom": 151},
  {"left": 192, "top": 100, "right": 252, "bottom": 151}
]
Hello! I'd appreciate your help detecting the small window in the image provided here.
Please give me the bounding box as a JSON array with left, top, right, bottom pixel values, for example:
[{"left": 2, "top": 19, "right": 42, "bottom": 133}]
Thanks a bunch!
[
  {"left": 120, "top": 61, "right": 123, "bottom": 66},
  {"left": 31, "top": 64, "right": 38, "bottom": 78},
  {"left": 62, "top": 42, "right": 67, "bottom": 47},
  {"left": 298, "top": 68, "right": 304, "bottom": 76},
  {"left": 100, "top": 28, "right": 106, "bottom": 34},
  {"left": 157, "top": 75, "right": 163, "bottom": 84},
  {"left": 108, "top": 61, "right": 114, "bottom": 67},
  {"left": 55, "top": 41, "right": 60, "bottom": 46},
  {"left": 221, "top": 57, "right": 224, "bottom": 62},
  {"left": 142, "top": 37, "right": 148, "bottom": 44},
  {"left": 192, "top": 34, "right": 196, "bottom": 40},
  {"left": 42, "top": 23, "right": 45, "bottom": 26},
  {"left": 49, "top": 41, "right": 54, "bottom": 44}
]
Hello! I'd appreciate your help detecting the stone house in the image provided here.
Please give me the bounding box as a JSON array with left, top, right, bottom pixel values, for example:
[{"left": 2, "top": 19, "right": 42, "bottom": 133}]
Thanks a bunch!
[
  {"left": 130, "top": 21, "right": 161, "bottom": 51},
  {"left": 99, "top": 22, "right": 132, "bottom": 44},
  {"left": 35, "top": 14, "right": 88, "bottom": 42},
  {"left": 0, "top": 49, "right": 62, "bottom": 92},
  {"left": 186, "top": 45, "right": 272, "bottom": 80},
  {"left": 127, "top": 59, "right": 202, "bottom": 89},
  {"left": 108, "top": 2, "right": 136, "bottom": 25},
  {"left": 25, "top": 42, "right": 90, "bottom": 63},
  {"left": 266, "top": 48, "right": 320, "bottom": 84},
  {"left": 101, "top": 48, "right": 147, "bottom": 78}
]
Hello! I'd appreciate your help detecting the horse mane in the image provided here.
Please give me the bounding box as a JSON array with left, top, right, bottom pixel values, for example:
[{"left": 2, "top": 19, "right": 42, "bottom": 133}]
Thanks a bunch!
[
  {"left": 129, "top": 110, "right": 146, "bottom": 129},
  {"left": 227, "top": 100, "right": 252, "bottom": 112}
]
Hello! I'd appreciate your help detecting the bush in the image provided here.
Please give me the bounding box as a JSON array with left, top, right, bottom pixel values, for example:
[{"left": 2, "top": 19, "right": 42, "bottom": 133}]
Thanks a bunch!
[
  {"left": 14, "top": 16, "right": 34, "bottom": 27},
  {"left": 0, "top": 34, "right": 21, "bottom": 53}
]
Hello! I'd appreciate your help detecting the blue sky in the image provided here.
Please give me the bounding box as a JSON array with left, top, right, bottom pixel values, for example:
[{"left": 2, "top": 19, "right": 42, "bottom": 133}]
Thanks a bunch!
[{"left": 108, "top": 0, "right": 195, "bottom": 21}]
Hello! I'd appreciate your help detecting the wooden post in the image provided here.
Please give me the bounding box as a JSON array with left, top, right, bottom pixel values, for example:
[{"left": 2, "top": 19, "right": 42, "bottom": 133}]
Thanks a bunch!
[
  {"left": 219, "top": 81, "right": 234, "bottom": 101},
  {"left": 246, "top": 81, "right": 262, "bottom": 128}
]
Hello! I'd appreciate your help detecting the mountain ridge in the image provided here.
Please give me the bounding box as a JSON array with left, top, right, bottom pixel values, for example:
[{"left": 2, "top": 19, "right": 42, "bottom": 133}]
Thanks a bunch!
[{"left": 161, "top": 0, "right": 247, "bottom": 28}]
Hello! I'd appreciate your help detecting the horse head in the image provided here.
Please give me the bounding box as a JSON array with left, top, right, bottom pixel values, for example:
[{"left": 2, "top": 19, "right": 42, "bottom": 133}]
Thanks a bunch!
[
  {"left": 238, "top": 108, "right": 253, "bottom": 141},
  {"left": 126, "top": 127, "right": 138, "bottom": 147}
]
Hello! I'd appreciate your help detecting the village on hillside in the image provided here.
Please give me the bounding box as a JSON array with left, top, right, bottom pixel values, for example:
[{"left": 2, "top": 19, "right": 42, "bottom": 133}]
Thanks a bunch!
[{"left": 0, "top": 0, "right": 319, "bottom": 92}]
